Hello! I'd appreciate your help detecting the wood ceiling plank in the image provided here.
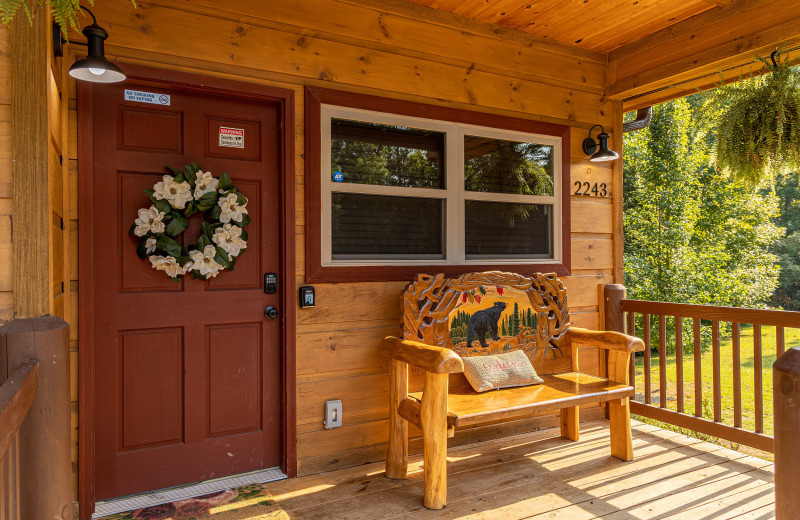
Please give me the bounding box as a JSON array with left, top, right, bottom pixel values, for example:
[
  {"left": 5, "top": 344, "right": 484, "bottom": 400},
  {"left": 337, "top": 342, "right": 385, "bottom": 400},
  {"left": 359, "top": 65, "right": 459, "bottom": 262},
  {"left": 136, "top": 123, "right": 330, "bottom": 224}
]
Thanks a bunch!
[{"left": 608, "top": 0, "right": 800, "bottom": 100}]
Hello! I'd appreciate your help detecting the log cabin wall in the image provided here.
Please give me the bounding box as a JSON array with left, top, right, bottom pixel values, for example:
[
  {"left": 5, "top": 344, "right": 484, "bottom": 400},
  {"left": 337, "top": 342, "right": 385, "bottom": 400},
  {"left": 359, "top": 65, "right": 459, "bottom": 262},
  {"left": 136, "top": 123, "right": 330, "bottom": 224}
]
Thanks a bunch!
[{"left": 4, "top": 0, "right": 620, "bottom": 498}]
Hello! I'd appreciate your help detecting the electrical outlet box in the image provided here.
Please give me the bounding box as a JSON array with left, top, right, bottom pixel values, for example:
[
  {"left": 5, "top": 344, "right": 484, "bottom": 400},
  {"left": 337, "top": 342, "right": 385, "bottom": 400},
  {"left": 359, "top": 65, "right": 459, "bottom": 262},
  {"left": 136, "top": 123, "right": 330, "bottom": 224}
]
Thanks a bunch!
[{"left": 324, "top": 400, "right": 342, "bottom": 429}]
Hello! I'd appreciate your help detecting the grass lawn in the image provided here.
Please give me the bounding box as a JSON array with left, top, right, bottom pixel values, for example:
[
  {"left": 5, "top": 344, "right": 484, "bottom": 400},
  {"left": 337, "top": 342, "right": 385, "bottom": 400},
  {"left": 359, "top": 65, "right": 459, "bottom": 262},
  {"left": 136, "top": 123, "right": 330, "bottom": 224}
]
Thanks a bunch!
[{"left": 632, "top": 323, "right": 800, "bottom": 457}]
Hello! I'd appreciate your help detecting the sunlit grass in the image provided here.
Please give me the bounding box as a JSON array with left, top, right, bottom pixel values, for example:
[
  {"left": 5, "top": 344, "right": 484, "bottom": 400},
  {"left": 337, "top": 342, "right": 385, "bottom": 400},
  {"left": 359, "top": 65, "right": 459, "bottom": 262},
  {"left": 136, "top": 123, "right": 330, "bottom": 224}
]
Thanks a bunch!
[{"left": 632, "top": 323, "right": 800, "bottom": 456}]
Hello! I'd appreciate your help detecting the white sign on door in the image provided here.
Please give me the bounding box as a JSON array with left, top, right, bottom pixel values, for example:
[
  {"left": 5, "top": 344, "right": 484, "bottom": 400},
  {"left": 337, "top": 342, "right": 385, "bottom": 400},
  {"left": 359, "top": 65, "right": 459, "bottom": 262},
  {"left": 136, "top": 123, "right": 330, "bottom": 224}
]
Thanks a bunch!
[
  {"left": 124, "top": 89, "right": 171, "bottom": 106},
  {"left": 219, "top": 127, "right": 245, "bottom": 148}
]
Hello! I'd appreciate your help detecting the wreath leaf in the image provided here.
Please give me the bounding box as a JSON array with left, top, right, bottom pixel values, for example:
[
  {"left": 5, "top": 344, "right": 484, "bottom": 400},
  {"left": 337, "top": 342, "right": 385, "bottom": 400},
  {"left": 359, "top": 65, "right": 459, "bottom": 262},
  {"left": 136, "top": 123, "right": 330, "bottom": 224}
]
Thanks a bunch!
[
  {"left": 219, "top": 173, "right": 233, "bottom": 191},
  {"left": 236, "top": 214, "right": 251, "bottom": 227},
  {"left": 156, "top": 235, "right": 182, "bottom": 258},
  {"left": 165, "top": 214, "right": 188, "bottom": 237}
]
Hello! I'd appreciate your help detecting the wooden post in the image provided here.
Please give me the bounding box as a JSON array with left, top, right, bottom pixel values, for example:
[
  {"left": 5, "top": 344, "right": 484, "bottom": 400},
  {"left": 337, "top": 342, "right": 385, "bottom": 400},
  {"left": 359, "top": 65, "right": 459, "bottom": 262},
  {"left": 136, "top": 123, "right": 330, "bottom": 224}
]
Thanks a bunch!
[
  {"left": 604, "top": 284, "right": 626, "bottom": 333},
  {"left": 0, "top": 317, "right": 71, "bottom": 520},
  {"left": 774, "top": 347, "right": 800, "bottom": 520},
  {"left": 604, "top": 284, "right": 626, "bottom": 419},
  {"left": 386, "top": 358, "right": 409, "bottom": 479},
  {"left": 11, "top": 7, "right": 52, "bottom": 318},
  {"left": 608, "top": 350, "right": 634, "bottom": 461},
  {"left": 420, "top": 371, "right": 448, "bottom": 510}
]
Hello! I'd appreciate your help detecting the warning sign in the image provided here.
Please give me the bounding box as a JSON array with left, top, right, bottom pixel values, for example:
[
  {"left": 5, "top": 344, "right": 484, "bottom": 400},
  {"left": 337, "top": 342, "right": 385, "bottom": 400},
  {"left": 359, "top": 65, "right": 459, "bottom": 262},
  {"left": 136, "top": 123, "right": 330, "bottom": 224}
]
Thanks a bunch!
[
  {"left": 124, "top": 89, "right": 171, "bottom": 106},
  {"left": 219, "top": 127, "right": 245, "bottom": 148}
]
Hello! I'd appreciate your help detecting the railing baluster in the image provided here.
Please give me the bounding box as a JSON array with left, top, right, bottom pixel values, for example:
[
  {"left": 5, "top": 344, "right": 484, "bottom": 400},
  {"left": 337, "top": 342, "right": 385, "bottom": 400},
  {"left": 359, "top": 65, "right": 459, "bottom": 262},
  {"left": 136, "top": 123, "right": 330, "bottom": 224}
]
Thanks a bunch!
[
  {"left": 644, "top": 313, "right": 651, "bottom": 405},
  {"left": 675, "top": 316, "right": 684, "bottom": 414},
  {"left": 659, "top": 314, "right": 667, "bottom": 409},
  {"left": 777, "top": 325, "right": 785, "bottom": 358},
  {"left": 732, "top": 322, "right": 742, "bottom": 428},
  {"left": 693, "top": 317, "right": 702, "bottom": 418},
  {"left": 628, "top": 311, "right": 635, "bottom": 386},
  {"left": 712, "top": 320, "right": 721, "bottom": 422},
  {"left": 754, "top": 324, "right": 763, "bottom": 433}
]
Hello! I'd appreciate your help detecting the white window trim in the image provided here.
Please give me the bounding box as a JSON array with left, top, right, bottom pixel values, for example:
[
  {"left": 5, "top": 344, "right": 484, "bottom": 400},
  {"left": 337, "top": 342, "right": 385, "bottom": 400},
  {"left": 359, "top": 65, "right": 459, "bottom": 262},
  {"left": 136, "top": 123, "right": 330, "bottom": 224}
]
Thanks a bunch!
[{"left": 320, "top": 104, "right": 562, "bottom": 267}]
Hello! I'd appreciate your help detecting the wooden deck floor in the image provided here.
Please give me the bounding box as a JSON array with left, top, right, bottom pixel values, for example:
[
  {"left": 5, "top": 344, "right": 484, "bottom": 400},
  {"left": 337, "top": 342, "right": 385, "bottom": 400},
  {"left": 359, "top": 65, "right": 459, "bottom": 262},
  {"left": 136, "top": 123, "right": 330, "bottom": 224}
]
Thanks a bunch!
[
  {"left": 99, "top": 419, "right": 775, "bottom": 520},
  {"left": 265, "top": 420, "right": 774, "bottom": 520}
]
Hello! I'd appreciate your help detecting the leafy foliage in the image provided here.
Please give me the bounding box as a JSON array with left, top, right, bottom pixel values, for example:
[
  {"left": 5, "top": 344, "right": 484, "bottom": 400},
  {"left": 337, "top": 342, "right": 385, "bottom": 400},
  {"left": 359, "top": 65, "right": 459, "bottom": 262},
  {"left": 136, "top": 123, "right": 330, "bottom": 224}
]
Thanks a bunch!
[
  {"left": 1, "top": 0, "right": 135, "bottom": 34},
  {"left": 769, "top": 171, "right": 800, "bottom": 310},
  {"left": 708, "top": 49, "right": 800, "bottom": 186},
  {"left": 624, "top": 96, "right": 783, "bottom": 351}
]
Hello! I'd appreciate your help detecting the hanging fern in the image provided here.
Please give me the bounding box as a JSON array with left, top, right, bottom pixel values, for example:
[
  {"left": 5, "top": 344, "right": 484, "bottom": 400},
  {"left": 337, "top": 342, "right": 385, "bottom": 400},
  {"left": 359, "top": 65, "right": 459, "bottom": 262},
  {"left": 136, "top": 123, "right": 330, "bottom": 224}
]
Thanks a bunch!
[
  {"left": 1, "top": 0, "right": 135, "bottom": 33},
  {"left": 710, "top": 48, "right": 800, "bottom": 187}
]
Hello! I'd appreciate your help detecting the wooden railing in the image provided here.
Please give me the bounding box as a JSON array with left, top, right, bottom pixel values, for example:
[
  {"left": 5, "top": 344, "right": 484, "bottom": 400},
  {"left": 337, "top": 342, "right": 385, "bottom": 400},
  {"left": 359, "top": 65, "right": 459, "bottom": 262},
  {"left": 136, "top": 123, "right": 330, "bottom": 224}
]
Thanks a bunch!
[
  {"left": 0, "top": 360, "right": 39, "bottom": 519},
  {"left": 605, "top": 285, "right": 800, "bottom": 453}
]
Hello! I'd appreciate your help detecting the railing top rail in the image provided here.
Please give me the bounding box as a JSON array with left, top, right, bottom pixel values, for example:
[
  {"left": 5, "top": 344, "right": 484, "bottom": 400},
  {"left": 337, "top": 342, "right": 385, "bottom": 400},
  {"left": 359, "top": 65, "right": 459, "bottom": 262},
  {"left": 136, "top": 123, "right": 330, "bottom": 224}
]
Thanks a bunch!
[
  {"left": 0, "top": 360, "right": 39, "bottom": 457},
  {"left": 621, "top": 299, "right": 800, "bottom": 328}
]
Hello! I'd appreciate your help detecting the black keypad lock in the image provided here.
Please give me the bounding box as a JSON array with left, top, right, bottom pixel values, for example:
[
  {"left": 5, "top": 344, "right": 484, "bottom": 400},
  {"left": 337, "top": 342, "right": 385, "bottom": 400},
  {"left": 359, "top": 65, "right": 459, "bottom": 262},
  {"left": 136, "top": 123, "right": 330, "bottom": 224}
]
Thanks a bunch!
[{"left": 264, "top": 273, "right": 278, "bottom": 294}]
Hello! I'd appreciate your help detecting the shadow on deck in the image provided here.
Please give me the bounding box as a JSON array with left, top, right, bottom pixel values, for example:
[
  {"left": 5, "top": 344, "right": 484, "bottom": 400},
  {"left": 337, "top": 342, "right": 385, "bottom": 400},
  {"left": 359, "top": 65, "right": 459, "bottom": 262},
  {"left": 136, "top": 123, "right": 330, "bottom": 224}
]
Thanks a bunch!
[{"left": 99, "top": 419, "right": 775, "bottom": 520}]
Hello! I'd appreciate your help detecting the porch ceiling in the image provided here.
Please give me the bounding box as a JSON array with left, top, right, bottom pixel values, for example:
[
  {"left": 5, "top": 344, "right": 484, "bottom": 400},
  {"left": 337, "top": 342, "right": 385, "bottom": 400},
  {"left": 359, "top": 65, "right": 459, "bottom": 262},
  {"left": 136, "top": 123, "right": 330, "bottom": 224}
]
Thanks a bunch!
[
  {"left": 402, "top": 0, "right": 719, "bottom": 52},
  {"left": 381, "top": 0, "right": 800, "bottom": 108}
]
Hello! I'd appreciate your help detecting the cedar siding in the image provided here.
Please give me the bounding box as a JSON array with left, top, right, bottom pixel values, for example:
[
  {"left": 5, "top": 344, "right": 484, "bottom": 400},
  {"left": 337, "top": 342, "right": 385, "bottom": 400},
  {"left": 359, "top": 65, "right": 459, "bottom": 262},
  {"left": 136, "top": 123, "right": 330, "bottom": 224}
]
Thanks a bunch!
[{"left": 8, "top": 0, "right": 619, "bottom": 499}]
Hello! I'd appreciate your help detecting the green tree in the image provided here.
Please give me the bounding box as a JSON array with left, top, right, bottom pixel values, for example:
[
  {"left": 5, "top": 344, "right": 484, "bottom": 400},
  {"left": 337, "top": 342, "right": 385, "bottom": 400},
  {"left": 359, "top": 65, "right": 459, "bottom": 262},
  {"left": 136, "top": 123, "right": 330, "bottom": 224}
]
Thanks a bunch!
[{"left": 624, "top": 96, "right": 783, "bottom": 349}]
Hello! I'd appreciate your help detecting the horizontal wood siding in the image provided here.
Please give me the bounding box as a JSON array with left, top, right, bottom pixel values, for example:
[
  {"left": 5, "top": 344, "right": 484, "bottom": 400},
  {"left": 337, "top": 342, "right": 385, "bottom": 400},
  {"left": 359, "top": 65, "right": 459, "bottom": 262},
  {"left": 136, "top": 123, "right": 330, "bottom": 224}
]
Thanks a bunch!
[
  {"left": 0, "top": 27, "right": 11, "bottom": 323},
  {"left": 40, "top": 0, "right": 618, "bottom": 490}
]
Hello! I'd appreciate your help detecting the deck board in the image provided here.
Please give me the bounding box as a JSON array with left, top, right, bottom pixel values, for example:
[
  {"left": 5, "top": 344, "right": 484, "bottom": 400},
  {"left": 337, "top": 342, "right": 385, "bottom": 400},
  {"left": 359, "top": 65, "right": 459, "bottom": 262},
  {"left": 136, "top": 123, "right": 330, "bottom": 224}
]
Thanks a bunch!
[
  {"left": 274, "top": 419, "right": 774, "bottom": 520},
  {"left": 95, "top": 419, "right": 774, "bottom": 519}
]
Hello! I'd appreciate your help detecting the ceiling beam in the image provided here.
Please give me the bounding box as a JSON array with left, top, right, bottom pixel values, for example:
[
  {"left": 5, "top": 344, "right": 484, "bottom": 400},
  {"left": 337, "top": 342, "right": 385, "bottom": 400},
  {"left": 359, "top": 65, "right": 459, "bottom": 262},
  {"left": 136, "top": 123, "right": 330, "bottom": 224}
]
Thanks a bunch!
[{"left": 606, "top": 0, "right": 800, "bottom": 105}]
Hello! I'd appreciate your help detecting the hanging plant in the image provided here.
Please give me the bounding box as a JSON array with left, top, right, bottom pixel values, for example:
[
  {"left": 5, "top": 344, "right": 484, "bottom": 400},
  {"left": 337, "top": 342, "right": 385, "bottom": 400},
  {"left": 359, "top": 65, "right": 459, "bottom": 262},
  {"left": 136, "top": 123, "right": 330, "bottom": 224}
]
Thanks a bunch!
[
  {"left": 1, "top": 1, "right": 136, "bottom": 34},
  {"left": 711, "top": 48, "right": 800, "bottom": 186}
]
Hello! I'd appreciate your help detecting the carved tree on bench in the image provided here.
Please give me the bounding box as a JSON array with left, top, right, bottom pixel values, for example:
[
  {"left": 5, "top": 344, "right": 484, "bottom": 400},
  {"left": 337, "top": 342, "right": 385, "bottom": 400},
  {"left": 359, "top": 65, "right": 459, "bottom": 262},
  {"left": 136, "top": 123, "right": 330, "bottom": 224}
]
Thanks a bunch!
[{"left": 403, "top": 271, "right": 570, "bottom": 365}]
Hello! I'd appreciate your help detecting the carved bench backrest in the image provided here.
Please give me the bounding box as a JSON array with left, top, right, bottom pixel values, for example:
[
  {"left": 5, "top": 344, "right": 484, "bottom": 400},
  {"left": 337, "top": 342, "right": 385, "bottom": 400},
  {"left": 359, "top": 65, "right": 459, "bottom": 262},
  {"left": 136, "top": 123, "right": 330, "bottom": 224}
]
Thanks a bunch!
[{"left": 402, "top": 271, "right": 573, "bottom": 375}]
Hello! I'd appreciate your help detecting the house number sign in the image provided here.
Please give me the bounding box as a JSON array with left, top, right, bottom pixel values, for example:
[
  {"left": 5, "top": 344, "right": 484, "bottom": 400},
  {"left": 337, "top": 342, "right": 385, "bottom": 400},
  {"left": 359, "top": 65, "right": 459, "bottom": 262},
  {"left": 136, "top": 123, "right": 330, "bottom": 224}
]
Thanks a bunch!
[
  {"left": 573, "top": 181, "right": 608, "bottom": 197},
  {"left": 573, "top": 167, "right": 610, "bottom": 198}
]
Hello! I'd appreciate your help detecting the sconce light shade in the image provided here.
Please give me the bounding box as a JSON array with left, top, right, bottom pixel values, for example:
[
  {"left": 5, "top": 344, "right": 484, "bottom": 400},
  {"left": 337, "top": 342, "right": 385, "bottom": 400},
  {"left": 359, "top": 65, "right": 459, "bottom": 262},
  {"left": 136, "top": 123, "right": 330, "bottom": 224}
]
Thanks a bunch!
[
  {"left": 581, "top": 125, "right": 619, "bottom": 162},
  {"left": 68, "top": 23, "right": 126, "bottom": 83}
]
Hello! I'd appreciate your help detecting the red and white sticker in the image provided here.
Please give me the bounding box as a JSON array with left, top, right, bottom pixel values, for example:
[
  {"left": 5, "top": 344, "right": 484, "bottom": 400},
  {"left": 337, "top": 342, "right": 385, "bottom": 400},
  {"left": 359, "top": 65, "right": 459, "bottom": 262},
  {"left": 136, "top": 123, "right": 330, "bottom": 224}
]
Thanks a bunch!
[{"left": 219, "top": 127, "right": 244, "bottom": 148}]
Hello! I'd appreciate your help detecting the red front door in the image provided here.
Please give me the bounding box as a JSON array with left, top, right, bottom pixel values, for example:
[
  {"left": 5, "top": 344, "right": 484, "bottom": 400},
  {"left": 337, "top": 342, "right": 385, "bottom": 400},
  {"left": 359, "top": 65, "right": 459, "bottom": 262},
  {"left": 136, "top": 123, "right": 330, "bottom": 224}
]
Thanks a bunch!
[{"left": 90, "top": 80, "right": 282, "bottom": 499}]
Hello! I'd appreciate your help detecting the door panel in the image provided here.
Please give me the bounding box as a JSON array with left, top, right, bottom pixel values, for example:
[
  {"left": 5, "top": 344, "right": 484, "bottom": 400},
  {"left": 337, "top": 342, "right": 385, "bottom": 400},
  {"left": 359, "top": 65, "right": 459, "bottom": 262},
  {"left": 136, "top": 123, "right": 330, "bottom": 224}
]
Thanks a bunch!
[{"left": 92, "top": 81, "right": 282, "bottom": 500}]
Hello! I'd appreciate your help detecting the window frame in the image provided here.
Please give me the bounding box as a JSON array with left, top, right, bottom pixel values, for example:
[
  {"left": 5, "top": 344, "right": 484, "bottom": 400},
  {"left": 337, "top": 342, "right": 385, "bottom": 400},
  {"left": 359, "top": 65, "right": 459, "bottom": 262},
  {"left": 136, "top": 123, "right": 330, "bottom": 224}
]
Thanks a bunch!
[{"left": 305, "top": 86, "right": 571, "bottom": 283}]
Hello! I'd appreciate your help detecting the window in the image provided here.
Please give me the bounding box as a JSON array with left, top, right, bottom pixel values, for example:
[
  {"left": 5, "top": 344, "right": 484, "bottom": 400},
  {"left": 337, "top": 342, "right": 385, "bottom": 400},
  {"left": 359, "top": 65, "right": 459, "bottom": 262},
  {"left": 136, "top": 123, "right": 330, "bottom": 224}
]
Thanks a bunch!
[{"left": 305, "top": 87, "right": 571, "bottom": 282}]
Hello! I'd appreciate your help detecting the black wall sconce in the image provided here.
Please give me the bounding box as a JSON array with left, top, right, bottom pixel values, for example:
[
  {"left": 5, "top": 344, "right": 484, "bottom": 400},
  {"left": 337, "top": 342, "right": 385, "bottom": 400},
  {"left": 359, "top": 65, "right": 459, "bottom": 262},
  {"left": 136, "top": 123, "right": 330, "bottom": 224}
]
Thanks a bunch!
[
  {"left": 53, "top": 7, "right": 126, "bottom": 83},
  {"left": 582, "top": 125, "right": 619, "bottom": 162}
]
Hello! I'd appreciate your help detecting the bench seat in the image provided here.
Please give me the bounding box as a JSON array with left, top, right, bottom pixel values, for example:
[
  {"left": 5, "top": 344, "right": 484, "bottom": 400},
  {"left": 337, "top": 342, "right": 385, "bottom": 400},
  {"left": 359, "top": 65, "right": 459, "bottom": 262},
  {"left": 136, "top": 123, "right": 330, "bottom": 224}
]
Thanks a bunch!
[{"left": 405, "top": 372, "right": 633, "bottom": 428}]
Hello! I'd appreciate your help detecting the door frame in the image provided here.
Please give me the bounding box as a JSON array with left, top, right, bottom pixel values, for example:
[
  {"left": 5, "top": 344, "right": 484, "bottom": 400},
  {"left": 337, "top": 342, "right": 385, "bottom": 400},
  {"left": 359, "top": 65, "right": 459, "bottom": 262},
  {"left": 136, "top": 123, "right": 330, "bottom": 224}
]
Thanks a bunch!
[{"left": 78, "top": 64, "right": 296, "bottom": 519}]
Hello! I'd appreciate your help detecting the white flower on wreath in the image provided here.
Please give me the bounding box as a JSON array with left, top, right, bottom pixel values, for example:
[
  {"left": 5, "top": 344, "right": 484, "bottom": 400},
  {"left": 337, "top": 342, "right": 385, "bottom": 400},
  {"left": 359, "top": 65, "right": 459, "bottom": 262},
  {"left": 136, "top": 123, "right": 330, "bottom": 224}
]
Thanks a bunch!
[
  {"left": 133, "top": 206, "right": 166, "bottom": 237},
  {"left": 218, "top": 193, "right": 248, "bottom": 224},
  {"left": 144, "top": 237, "right": 158, "bottom": 254},
  {"left": 212, "top": 223, "right": 247, "bottom": 257},
  {"left": 189, "top": 245, "right": 223, "bottom": 278},
  {"left": 148, "top": 255, "right": 186, "bottom": 278},
  {"left": 153, "top": 175, "right": 193, "bottom": 210},
  {"left": 194, "top": 171, "right": 219, "bottom": 199}
]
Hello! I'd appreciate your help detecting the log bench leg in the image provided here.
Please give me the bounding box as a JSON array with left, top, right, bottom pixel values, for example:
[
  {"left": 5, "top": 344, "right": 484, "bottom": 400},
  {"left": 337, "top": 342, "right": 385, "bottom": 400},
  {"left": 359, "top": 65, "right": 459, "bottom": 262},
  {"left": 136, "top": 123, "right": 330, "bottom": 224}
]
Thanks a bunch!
[
  {"left": 560, "top": 406, "right": 579, "bottom": 441},
  {"left": 421, "top": 372, "right": 449, "bottom": 509},
  {"left": 386, "top": 359, "right": 409, "bottom": 479},
  {"left": 609, "top": 397, "right": 633, "bottom": 461}
]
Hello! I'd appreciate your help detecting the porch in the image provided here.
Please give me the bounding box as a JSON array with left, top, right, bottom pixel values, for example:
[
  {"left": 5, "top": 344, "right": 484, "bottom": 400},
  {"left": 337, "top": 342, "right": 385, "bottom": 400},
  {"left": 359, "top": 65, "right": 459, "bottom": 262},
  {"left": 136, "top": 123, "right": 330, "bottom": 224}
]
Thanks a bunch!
[{"left": 95, "top": 419, "right": 775, "bottom": 520}]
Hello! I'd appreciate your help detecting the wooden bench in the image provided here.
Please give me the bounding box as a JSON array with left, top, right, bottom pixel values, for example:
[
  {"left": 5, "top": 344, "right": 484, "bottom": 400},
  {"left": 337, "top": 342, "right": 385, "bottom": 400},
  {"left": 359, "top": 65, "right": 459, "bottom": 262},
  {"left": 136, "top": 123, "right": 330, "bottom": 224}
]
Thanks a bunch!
[{"left": 381, "top": 271, "right": 645, "bottom": 509}]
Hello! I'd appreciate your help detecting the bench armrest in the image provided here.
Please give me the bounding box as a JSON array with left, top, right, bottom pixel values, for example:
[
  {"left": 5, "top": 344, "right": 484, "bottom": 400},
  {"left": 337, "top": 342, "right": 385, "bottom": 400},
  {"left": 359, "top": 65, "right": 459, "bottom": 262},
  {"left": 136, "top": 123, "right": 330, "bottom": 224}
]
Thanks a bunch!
[
  {"left": 567, "top": 327, "right": 645, "bottom": 353},
  {"left": 381, "top": 336, "right": 464, "bottom": 374}
]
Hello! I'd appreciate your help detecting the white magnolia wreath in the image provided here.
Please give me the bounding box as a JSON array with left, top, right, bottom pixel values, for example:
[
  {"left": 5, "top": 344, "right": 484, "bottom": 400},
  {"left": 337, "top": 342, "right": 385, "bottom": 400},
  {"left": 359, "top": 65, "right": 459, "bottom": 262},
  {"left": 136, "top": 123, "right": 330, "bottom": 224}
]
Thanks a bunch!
[{"left": 129, "top": 162, "right": 250, "bottom": 281}]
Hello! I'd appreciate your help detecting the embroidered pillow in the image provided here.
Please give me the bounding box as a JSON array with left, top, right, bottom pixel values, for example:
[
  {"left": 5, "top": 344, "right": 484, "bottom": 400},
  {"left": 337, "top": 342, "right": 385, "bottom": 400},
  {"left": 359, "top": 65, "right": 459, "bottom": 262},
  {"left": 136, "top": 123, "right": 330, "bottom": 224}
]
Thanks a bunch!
[{"left": 462, "top": 350, "right": 544, "bottom": 393}]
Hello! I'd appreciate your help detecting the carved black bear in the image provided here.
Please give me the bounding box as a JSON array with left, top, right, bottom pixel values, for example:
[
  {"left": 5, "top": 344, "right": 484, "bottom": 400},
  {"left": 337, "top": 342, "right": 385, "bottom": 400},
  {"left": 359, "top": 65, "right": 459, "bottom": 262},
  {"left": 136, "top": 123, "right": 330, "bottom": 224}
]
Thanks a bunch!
[{"left": 466, "top": 301, "right": 507, "bottom": 348}]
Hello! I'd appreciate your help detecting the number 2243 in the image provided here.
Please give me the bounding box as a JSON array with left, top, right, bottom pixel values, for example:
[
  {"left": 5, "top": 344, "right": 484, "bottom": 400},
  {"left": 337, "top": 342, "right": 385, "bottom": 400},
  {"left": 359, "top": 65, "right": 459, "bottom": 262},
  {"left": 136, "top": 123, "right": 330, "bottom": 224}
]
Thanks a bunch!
[{"left": 573, "top": 181, "right": 607, "bottom": 197}]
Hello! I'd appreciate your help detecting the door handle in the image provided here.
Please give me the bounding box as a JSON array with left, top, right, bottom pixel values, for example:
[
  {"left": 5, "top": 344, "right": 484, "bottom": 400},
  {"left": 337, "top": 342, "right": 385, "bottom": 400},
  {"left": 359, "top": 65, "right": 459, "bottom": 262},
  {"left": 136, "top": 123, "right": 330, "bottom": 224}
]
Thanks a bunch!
[{"left": 264, "top": 306, "right": 279, "bottom": 320}]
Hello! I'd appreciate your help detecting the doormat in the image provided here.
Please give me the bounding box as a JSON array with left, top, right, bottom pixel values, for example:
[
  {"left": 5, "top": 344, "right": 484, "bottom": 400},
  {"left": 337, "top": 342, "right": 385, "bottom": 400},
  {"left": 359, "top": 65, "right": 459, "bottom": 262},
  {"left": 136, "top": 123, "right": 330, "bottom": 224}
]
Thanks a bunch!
[{"left": 97, "top": 483, "right": 289, "bottom": 520}]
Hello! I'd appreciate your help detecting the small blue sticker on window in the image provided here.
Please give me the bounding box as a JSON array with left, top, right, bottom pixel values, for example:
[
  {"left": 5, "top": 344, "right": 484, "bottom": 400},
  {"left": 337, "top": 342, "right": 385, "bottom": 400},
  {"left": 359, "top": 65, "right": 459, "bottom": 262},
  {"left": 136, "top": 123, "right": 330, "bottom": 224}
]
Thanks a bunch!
[{"left": 333, "top": 171, "right": 344, "bottom": 182}]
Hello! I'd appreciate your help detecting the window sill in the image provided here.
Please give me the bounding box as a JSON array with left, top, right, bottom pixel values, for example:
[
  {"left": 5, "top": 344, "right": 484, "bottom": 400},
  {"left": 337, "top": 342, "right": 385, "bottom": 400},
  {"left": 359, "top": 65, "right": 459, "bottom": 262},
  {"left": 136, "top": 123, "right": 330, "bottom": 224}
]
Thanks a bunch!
[{"left": 305, "top": 262, "right": 570, "bottom": 284}]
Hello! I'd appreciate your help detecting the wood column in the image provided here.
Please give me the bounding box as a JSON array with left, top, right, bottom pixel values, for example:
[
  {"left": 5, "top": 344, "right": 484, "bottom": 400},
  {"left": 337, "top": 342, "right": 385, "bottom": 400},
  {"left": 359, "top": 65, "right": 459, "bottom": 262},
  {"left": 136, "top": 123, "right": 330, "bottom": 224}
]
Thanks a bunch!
[
  {"left": 774, "top": 347, "right": 800, "bottom": 520},
  {"left": 420, "top": 371, "right": 448, "bottom": 510},
  {"left": 0, "top": 317, "right": 71, "bottom": 520},
  {"left": 11, "top": 8, "right": 51, "bottom": 318},
  {"left": 386, "top": 358, "right": 408, "bottom": 479}
]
